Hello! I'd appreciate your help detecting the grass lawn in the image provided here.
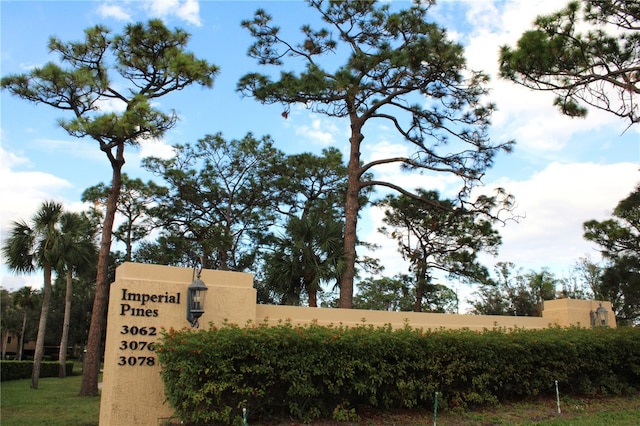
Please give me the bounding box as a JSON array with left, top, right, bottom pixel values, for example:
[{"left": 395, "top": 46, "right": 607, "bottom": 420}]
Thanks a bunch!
[
  {"left": 427, "top": 394, "right": 640, "bottom": 426},
  {"left": 0, "top": 373, "right": 100, "bottom": 426},
  {"left": 1, "top": 373, "right": 638, "bottom": 425}
]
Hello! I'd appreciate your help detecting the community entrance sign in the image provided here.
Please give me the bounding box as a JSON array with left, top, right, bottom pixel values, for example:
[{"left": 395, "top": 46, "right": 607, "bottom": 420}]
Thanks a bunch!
[
  {"left": 98, "top": 262, "right": 614, "bottom": 425},
  {"left": 99, "top": 263, "right": 256, "bottom": 425}
]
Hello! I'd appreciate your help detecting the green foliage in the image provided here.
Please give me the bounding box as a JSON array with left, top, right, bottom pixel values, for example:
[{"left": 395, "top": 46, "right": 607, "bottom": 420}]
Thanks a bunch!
[
  {"left": 140, "top": 132, "right": 284, "bottom": 271},
  {"left": 583, "top": 183, "right": 640, "bottom": 324},
  {"left": 262, "top": 211, "right": 345, "bottom": 307},
  {"left": 158, "top": 323, "right": 640, "bottom": 424},
  {"left": 499, "top": 0, "right": 639, "bottom": 125},
  {"left": 584, "top": 183, "right": 640, "bottom": 261},
  {"left": 377, "top": 190, "right": 503, "bottom": 312},
  {"left": 2, "top": 19, "right": 219, "bottom": 395},
  {"left": 46, "top": 274, "right": 95, "bottom": 348},
  {"left": 472, "top": 263, "right": 559, "bottom": 316},
  {"left": 239, "top": 0, "right": 515, "bottom": 307},
  {"left": 0, "top": 361, "right": 73, "bottom": 381},
  {"left": 82, "top": 174, "right": 162, "bottom": 262},
  {"left": 5, "top": 287, "right": 42, "bottom": 357},
  {"left": 1, "top": 290, "right": 23, "bottom": 343},
  {"left": 353, "top": 275, "right": 415, "bottom": 311},
  {"left": 255, "top": 148, "right": 351, "bottom": 306}
]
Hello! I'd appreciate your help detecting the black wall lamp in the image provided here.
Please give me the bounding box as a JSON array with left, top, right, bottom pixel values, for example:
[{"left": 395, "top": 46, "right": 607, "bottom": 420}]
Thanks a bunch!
[
  {"left": 187, "top": 259, "right": 208, "bottom": 328},
  {"left": 590, "top": 303, "right": 609, "bottom": 328}
]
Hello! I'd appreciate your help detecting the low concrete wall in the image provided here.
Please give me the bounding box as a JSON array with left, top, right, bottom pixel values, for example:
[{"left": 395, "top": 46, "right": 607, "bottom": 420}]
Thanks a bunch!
[
  {"left": 257, "top": 304, "right": 554, "bottom": 331},
  {"left": 542, "top": 298, "right": 615, "bottom": 328},
  {"left": 99, "top": 262, "right": 615, "bottom": 425}
]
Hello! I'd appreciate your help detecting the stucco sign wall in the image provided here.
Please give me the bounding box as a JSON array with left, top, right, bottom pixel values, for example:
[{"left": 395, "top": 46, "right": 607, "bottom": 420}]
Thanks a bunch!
[
  {"left": 99, "top": 262, "right": 256, "bottom": 426},
  {"left": 98, "top": 262, "right": 614, "bottom": 425}
]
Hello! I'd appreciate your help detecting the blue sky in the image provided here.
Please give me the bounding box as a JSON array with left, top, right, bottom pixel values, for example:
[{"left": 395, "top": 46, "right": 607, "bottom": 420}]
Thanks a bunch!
[{"left": 1, "top": 1, "right": 638, "bottom": 307}]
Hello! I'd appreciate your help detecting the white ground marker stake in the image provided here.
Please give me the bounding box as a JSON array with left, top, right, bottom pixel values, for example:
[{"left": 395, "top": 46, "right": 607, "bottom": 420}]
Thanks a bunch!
[{"left": 433, "top": 391, "right": 439, "bottom": 426}]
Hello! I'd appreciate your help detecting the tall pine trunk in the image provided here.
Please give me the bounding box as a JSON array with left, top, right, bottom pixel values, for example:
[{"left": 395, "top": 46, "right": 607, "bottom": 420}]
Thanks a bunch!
[
  {"left": 339, "top": 116, "right": 364, "bottom": 309},
  {"left": 80, "top": 151, "right": 124, "bottom": 396},
  {"left": 31, "top": 263, "right": 52, "bottom": 389}
]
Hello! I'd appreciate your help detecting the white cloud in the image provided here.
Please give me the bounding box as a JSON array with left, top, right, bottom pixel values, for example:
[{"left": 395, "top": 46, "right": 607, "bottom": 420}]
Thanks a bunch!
[
  {"left": 0, "top": 143, "right": 30, "bottom": 169},
  {"left": 18, "top": 62, "right": 40, "bottom": 72},
  {"left": 358, "top": 160, "right": 638, "bottom": 311},
  {"left": 34, "top": 138, "right": 105, "bottom": 163},
  {"left": 362, "top": 138, "right": 463, "bottom": 198},
  {"left": 446, "top": 0, "right": 630, "bottom": 156},
  {"left": 97, "top": 2, "right": 132, "bottom": 21},
  {"left": 483, "top": 161, "right": 639, "bottom": 272},
  {"left": 365, "top": 139, "right": 410, "bottom": 163},
  {"left": 136, "top": 137, "right": 176, "bottom": 160},
  {"left": 93, "top": 0, "right": 202, "bottom": 27},
  {"left": 176, "top": 0, "right": 200, "bottom": 26},
  {"left": 463, "top": 1, "right": 502, "bottom": 31},
  {"left": 144, "top": 0, "right": 201, "bottom": 26},
  {"left": 0, "top": 146, "right": 74, "bottom": 289},
  {"left": 0, "top": 146, "right": 72, "bottom": 231},
  {"left": 361, "top": 203, "right": 405, "bottom": 270},
  {"left": 0, "top": 273, "right": 43, "bottom": 292},
  {"left": 95, "top": 96, "right": 127, "bottom": 113},
  {"left": 294, "top": 118, "right": 338, "bottom": 146}
]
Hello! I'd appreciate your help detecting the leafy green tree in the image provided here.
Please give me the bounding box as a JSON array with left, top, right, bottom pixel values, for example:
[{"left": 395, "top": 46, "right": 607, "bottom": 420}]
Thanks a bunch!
[
  {"left": 527, "top": 269, "right": 559, "bottom": 316},
  {"left": 469, "top": 280, "right": 510, "bottom": 316},
  {"left": 1, "top": 20, "right": 219, "bottom": 396},
  {"left": 499, "top": 0, "right": 640, "bottom": 125},
  {"left": 263, "top": 212, "right": 344, "bottom": 307},
  {"left": 353, "top": 274, "right": 457, "bottom": 312},
  {"left": 238, "top": 0, "right": 514, "bottom": 308},
  {"left": 558, "top": 275, "right": 591, "bottom": 300},
  {"left": 470, "top": 262, "right": 557, "bottom": 317},
  {"left": 82, "top": 174, "right": 163, "bottom": 262},
  {"left": 584, "top": 183, "right": 640, "bottom": 259},
  {"left": 598, "top": 255, "right": 640, "bottom": 324},
  {"left": 415, "top": 282, "right": 459, "bottom": 313},
  {"left": 378, "top": 190, "right": 502, "bottom": 312},
  {"left": 353, "top": 275, "right": 414, "bottom": 311},
  {"left": 584, "top": 183, "right": 640, "bottom": 324},
  {"left": 558, "top": 256, "right": 602, "bottom": 299},
  {"left": 133, "top": 236, "right": 194, "bottom": 267},
  {"left": 142, "top": 133, "right": 285, "bottom": 271},
  {"left": 275, "top": 148, "right": 349, "bottom": 218},
  {"left": 575, "top": 256, "right": 603, "bottom": 298},
  {"left": 2, "top": 201, "right": 63, "bottom": 388},
  {"left": 600, "top": 256, "right": 640, "bottom": 324},
  {"left": 1, "top": 289, "right": 21, "bottom": 359},
  {"left": 261, "top": 149, "right": 349, "bottom": 307},
  {"left": 55, "top": 212, "right": 98, "bottom": 377},
  {"left": 10, "top": 287, "right": 39, "bottom": 361},
  {"left": 48, "top": 263, "right": 97, "bottom": 355}
]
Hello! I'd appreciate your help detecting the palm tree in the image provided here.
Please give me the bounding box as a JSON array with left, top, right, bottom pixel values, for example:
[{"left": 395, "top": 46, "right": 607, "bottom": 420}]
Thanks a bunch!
[
  {"left": 2, "top": 201, "right": 63, "bottom": 388},
  {"left": 265, "top": 212, "right": 344, "bottom": 307},
  {"left": 0, "top": 289, "right": 19, "bottom": 359},
  {"left": 56, "top": 212, "right": 98, "bottom": 378},
  {"left": 12, "top": 286, "right": 39, "bottom": 361}
]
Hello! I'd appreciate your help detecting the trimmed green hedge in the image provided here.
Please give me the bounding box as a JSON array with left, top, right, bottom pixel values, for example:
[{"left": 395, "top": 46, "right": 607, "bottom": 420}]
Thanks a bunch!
[
  {"left": 0, "top": 360, "right": 74, "bottom": 381},
  {"left": 157, "top": 322, "right": 640, "bottom": 425}
]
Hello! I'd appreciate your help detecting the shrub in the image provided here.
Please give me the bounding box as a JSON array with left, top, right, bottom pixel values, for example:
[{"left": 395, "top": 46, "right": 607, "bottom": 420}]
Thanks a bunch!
[
  {"left": 0, "top": 360, "right": 74, "bottom": 381},
  {"left": 157, "top": 322, "right": 640, "bottom": 425}
]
